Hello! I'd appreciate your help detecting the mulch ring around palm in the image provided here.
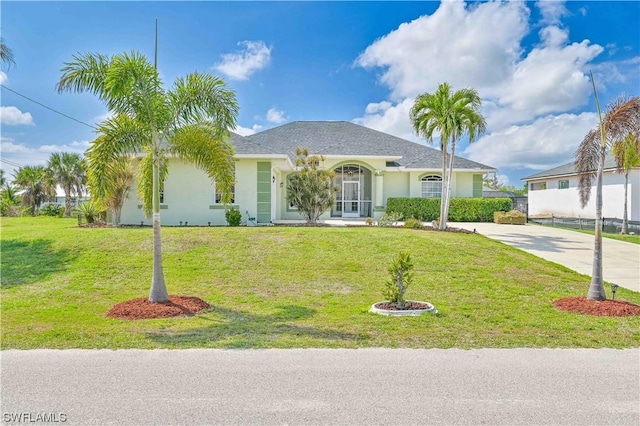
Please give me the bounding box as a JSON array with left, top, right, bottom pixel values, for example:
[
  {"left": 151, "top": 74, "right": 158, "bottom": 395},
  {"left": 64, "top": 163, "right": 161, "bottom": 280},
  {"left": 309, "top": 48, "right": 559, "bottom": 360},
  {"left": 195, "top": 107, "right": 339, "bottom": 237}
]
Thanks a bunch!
[
  {"left": 553, "top": 297, "right": 640, "bottom": 317},
  {"left": 106, "top": 295, "right": 210, "bottom": 320}
]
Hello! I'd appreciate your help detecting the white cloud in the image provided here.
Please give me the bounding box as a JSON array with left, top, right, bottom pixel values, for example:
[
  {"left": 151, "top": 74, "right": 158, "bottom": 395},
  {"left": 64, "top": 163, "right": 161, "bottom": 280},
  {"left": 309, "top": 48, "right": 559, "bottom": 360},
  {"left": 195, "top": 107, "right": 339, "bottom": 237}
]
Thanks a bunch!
[
  {"left": 0, "top": 71, "right": 7, "bottom": 84},
  {"left": 214, "top": 40, "right": 271, "bottom": 81},
  {"left": 266, "top": 107, "right": 286, "bottom": 124},
  {"left": 0, "top": 106, "right": 35, "bottom": 126},
  {"left": 352, "top": 0, "right": 621, "bottom": 179},
  {"left": 463, "top": 112, "right": 598, "bottom": 170},
  {"left": 355, "top": 1, "right": 606, "bottom": 132},
  {"left": 352, "top": 98, "right": 421, "bottom": 143},
  {"left": 1, "top": 137, "right": 90, "bottom": 180},
  {"left": 92, "top": 111, "right": 114, "bottom": 124},
  {"left": 496, "top": 174, "right": 511, "bottom": 187},
  {"left": 578, "top": 7, "right": 587, "bottom": 17},
  {"left": 535, "top": 1, "right": 569, "bottom": 25},
  {"left": 356, "top": 1, "right": 530, "bottom": 100},
  {"left": 233, "top": 124, "right": 263, "bottom": 136}
]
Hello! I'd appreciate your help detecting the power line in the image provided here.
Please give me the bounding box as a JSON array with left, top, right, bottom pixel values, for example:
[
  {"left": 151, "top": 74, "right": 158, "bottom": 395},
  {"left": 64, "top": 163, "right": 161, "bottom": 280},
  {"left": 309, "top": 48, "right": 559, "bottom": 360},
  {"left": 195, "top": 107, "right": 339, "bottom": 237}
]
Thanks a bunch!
[
  {"left": 0, "top": 84, "right": 98, "bottom": 130},
  {"left": 0, "top": 158, "right": 24, "bottom": 168}
]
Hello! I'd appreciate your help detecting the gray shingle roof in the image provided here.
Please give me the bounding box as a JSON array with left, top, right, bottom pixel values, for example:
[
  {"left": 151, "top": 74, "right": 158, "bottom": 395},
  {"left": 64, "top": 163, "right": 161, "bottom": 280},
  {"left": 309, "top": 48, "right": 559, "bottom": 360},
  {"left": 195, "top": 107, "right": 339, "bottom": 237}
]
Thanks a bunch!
[
  {"left": 522, "top": 154, "right": 620, "bottom": 180},
  {"left": 232, "top": 121, "right": 494, "bottom": 171}
]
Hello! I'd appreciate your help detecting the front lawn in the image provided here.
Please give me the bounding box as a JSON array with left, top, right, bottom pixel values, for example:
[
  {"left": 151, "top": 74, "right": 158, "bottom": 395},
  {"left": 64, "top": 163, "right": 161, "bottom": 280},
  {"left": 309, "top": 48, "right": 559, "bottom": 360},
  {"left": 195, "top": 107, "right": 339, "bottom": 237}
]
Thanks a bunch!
[{"left": 1, "top": 217, "right": 638, "bottom": 349}]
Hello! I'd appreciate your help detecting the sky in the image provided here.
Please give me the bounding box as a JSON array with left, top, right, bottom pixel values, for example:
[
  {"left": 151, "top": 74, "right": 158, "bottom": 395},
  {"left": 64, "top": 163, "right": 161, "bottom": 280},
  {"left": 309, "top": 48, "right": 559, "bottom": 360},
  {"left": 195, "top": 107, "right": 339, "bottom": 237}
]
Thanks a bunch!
[{"left": 1, "top": 1, "right": 639, "bottom": 188}]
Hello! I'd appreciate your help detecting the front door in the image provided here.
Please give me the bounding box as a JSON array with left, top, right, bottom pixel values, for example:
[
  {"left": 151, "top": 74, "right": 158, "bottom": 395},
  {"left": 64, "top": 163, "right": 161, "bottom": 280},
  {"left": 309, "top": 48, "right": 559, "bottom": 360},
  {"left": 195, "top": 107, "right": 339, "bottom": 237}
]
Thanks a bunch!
[{"left": 342, "top": 181, "right": 360, "bottom": 218}]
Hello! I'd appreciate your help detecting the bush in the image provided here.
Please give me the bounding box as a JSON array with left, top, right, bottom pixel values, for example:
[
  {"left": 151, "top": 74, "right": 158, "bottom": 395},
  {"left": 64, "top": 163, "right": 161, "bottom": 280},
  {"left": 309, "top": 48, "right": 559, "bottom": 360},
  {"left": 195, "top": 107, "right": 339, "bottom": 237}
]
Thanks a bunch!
[
  {"left": 377, "top": 211, "right": 402, "bottom": 227},
  {"left": 383, "top": 252, "right": 414, "bottom": 309},
  {"left": 404, "top": 216, "right": 423, "bottom": 229},
  {"left": 494, "top": 210, "right": 526, "bottom": 225},
  {"left": 225, "top": 208, "right": 242, "bottom": 226},
  {"left": 75, "top": 202, "right": 101, "bottom": 224},
  {"left": 386, "top": 197, "right": 513, "bottom": 222},
  {"left": 40, "top": 204, "right": 64, "bottom": 217}
]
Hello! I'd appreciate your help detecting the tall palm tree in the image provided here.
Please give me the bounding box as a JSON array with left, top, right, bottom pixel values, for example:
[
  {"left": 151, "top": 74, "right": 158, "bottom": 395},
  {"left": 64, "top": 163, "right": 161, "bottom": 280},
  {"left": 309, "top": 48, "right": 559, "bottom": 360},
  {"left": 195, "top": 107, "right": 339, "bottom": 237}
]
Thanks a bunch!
[
  {"left": 575, "top": 84, "right": 640, "bottom": 300},
  {"left": 12, "top": 165, "right": 56, "bottom": 215},
  {"left": 410, "top": 83, "right": 486, "bottom": 229},
  {"left": 47, "top": 152, "right": 87, "bottom": 217},
  {"left": 0, "top": 37, "right": 15, "bottom": 68},
  {"left": 57, "top": 51, "right": 238, "bottom": 303},
  {"left": 612, "top": 134, "right": 640, "bottom": 234}
]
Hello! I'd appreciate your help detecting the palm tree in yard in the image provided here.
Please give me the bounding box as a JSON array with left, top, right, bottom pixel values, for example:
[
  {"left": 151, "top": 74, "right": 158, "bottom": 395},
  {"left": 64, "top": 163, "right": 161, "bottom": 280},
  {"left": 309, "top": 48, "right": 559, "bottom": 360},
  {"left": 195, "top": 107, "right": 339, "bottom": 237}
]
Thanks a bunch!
[
  {"left": 410, "top": 82, "right": 486, "bottom": 229},
  {"left": 87, "top": 149, "right": 135, "bottom": 226},
  {"left": 13, "top": 165, "right": 55, "bottom": 215},
  {"left": 47, "top": 152, "right": 87, "bottom": 217},
  {"left": 57, "top": 51, "right": 238, "bottom": 303},
  {"left": 575, "top": 80, "right": 640, "bottom": 300},
  {"left": 612, "top": 134, "right": 640, "bottom": 234}
]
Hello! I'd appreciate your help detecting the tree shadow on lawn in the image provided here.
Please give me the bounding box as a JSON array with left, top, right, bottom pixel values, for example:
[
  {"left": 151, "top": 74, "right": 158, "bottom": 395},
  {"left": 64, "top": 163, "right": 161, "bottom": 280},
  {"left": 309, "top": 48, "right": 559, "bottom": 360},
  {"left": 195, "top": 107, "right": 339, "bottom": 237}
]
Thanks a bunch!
[
  {"left": 0, "top": 239, "right": 72, "bottom": 288},
  {"left": 146, "top": 304, "right": 369, "bottom": 348}
]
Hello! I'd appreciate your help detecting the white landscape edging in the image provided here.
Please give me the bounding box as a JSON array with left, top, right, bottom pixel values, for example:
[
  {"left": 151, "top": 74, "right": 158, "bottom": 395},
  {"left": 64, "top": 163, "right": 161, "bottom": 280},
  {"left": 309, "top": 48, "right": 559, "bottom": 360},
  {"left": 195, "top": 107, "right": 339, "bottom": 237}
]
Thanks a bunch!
[{"left": 369, "top": 301, "right": 438, "bottom": 316}]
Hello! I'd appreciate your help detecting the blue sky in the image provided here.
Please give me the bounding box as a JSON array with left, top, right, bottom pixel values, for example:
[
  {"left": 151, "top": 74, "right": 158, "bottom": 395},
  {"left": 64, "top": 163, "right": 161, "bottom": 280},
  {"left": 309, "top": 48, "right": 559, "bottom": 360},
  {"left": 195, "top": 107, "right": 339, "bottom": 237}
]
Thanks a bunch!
[{"left": 1, "top": 1, "right": 639, "bottom": 188}]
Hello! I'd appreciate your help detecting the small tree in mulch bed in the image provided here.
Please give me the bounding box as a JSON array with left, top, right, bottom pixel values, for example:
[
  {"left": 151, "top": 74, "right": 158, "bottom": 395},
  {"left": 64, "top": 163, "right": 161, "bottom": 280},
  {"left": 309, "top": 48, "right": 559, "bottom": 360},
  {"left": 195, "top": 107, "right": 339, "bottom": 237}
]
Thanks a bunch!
[{"left": 383, "top": 252, "right": 414, "bottom": 309}]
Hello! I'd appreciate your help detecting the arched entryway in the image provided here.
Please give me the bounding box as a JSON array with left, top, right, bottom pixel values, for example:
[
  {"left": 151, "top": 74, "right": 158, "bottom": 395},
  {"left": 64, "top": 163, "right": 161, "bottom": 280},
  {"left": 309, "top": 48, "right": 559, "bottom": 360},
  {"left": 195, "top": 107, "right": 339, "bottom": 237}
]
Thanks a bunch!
[{"left": 332, "top": 164, "right": 372, "bottom": 217}]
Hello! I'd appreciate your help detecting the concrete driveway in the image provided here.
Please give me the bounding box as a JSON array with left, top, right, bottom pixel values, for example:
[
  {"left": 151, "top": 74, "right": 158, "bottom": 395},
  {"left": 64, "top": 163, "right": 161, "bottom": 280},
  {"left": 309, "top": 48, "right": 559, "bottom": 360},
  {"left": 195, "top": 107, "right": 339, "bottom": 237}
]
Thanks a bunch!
[{"left": 453, "top": 222, "right": 640, "bottom": 293}]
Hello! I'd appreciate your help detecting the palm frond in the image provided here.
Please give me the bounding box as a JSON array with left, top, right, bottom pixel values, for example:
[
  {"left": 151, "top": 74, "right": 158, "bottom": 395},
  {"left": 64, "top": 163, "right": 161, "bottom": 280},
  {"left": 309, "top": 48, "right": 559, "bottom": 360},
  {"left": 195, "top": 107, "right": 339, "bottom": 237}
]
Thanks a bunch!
[
  {"left": 136, "top": 149, "right": 168, "bottom": 217},
  {"left": 169, "top": 124, "right": 236, "bottom": 204},
  {"left": 57, "top": 53, "right": 111, "bottom": 96},
  {"left": 575, "top": 129, "right": 602, "bottom": 207},
  {"left": 169, "top": 72, "right": 239, "bottom": 133}
]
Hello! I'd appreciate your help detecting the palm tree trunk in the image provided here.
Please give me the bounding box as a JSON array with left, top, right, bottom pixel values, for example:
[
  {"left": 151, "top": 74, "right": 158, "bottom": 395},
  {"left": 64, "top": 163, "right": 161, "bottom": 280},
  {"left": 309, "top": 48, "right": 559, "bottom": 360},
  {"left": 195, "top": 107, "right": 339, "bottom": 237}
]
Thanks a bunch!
[
  {"left": 587, "top": 147, "right": 606, "bottom": 301},
  {"left": 149, "top": 132, "right": 169, "bottom": 303},
  {"left": 439, "top": 147, "right": 448, "bottom": 230},
  {"left": 442, "top": 137, "right": 457, "bottom": 230},
  {"left": 621, "top": 171, "right": 629, "bottom": 234},
  {"left": 64, "top": 185, "right": 72, "bottom": 217}
]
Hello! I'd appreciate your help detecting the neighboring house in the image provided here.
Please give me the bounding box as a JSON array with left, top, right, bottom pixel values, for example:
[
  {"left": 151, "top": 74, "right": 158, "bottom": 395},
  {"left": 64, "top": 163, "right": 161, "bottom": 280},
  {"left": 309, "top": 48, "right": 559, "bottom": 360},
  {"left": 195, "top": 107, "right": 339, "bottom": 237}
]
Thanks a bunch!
[
  {"left": 522, "top": 155, "right": 640, "bottom": 221},
  {"left": 119, "top": 121, "right": 496, "bottom": 226},
  {"left": 41, "top": 186, "right": 90, "bottom": 209},
  {"left": 482, "top": 187, "right": 528, "bottom": 214}
]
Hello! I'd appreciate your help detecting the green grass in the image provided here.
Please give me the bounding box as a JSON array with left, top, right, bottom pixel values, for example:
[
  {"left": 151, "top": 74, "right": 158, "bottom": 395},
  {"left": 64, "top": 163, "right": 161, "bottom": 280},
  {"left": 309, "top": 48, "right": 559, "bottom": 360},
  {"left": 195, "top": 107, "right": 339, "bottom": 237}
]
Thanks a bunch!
[
  {"left": 573, "top": 229, "right": 640, "bottom": 244},
  {"left": 530, "top": 222, "right": 640, "bottom": 244},
  {"left": 2, "top": 217, "right": 639, "bottom": 349}
]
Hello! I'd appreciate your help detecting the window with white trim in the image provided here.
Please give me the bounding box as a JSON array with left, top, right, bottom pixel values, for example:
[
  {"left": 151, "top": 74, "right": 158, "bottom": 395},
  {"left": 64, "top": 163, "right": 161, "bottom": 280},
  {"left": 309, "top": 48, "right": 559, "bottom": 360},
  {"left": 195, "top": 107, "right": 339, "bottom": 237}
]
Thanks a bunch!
[
  {"left": 558, "top": 179, "right": 569, "bottom": 189},
  {"left": 213, "top": 181, "right": 235, "bottom": 204},
  {"left": 421, "top": 175, "right": 442, "bottom": 198}
]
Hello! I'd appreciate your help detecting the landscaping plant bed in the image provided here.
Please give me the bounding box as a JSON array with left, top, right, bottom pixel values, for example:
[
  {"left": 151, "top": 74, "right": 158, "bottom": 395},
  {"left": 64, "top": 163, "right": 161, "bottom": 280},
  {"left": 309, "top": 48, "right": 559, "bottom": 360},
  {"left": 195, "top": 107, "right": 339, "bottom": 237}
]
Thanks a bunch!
[
  {"left": 106, "top": 296, "right": 210, "bottom": 320},
  {"left": 553, "top": 297, "right": 640, "bottom": 317},
  {"left": 370, "top": 301, "right": 438, "bottom": 316}
]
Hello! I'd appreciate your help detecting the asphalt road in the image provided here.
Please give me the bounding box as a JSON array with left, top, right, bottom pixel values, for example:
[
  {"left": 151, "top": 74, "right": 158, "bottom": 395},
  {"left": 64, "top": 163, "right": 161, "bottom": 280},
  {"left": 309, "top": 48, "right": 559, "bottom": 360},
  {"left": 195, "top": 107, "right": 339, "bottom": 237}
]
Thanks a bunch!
[{"left": 2, "top": 349, "right": 638, "bottom": 425}]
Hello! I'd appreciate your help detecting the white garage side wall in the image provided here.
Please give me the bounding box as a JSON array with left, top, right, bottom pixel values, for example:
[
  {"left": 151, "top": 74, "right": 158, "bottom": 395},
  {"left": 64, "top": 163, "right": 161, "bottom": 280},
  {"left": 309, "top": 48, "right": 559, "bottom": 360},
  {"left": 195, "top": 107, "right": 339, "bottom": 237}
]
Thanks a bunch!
[
  {"left": 528, "top": 171, "right": 640, "bottom": 221},
  {"left": 119, "top": 158, "right": 261, "bottom": 226},
  {"left": 384, "top": 172, "right": 410, "bottom": 201},
  {"left": 455, "top": 173, "right": 473, "bottom": 197}
]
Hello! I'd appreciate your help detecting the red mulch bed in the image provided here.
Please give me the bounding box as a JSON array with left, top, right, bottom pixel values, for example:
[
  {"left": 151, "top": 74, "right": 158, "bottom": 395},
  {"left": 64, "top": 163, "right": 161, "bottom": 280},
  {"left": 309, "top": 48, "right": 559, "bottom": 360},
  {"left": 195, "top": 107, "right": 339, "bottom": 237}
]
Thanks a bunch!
[
  {"left": 553, "top": 297, "right": 640, "bottom": 317},
  {"left": 106, "top": 295, "right": 210, "bottom": 320},
  {"left": 374, "top": 301, "right": 432, "bottom": 310}
]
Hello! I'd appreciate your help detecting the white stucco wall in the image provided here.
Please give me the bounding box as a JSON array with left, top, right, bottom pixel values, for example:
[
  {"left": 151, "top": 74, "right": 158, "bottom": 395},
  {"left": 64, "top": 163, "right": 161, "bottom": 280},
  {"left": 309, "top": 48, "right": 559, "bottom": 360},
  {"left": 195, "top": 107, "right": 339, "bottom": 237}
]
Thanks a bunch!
[
  {"left": 527, "top": 170, "right": 640, "bottom": 221},
  {"left": 119, "top": 156, "right": 491, "bottom": 225}
]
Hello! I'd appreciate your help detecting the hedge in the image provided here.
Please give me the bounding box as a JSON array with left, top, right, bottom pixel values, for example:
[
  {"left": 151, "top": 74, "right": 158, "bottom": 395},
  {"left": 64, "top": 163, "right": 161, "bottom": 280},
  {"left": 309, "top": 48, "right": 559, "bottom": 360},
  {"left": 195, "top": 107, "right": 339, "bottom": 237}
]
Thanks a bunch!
[{"left": 386, "top": 197, "right": 513, "bottom": 222}]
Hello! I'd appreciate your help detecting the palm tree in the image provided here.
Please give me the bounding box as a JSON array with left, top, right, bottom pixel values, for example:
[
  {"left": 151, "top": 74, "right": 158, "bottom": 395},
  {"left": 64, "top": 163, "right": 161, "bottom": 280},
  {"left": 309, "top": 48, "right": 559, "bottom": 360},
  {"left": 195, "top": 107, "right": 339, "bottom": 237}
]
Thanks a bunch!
[
  {"left": 575, "top": 84, "right": 640, "bottom": 300},
  {"left": 410, "top": 83, "right": 486, "bottom": 229},
  {"left": 0, "top": 37, "right": 15, "bottom": 68},
  {"left": 47, "top": 152, "right": 87, "bottom": 217},
  {"left": 57, "top": 51, "right": 238, "bottom": 302},
  {"left": 12, "top": 165, "right": 56, "bottom": 215},
  {"left": 612, "top": 134, "right": 640, "bottom": 234},
  {"left": 87, "top": 149, "right": 135, "bottom": 226}
]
